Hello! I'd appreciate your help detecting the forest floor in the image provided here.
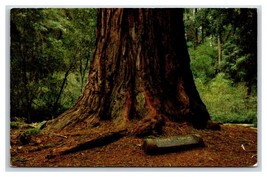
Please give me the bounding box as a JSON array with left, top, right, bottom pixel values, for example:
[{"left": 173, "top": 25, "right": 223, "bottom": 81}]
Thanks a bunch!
[{"left": 10, "top": 121, "right": 257, "bottom": 167}]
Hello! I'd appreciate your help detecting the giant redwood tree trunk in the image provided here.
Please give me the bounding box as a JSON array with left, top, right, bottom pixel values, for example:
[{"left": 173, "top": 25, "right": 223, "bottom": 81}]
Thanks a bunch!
[{"left": 45, "top": 8, "right": 211, "bottom": 136}]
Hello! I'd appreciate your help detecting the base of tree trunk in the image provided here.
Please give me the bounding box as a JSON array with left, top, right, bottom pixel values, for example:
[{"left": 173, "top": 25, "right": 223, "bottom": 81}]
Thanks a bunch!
[{"left": 44, "top": 9, "right": 217, "bottom": 137}]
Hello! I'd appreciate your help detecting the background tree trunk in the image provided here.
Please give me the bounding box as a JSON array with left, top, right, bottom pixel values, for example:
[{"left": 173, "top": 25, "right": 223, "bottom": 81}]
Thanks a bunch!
[
  {"left": 193, "top": 8, "right": 198, "bottom": 49},
  {"left": 217, "top": 33, "right": 222, "bottom": 68},
  {"left": 201, "top": 22, "right": 205, "bottom": 44},
  {"left": 45, "top": 8, "right": 211, "bottom": 136}
]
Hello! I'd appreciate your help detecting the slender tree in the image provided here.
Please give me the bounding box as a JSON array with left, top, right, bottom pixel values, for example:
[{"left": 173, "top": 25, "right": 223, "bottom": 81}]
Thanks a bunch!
[
  {"left": 193, "top": 8, "right": 198, "bottom": 49},
  {"left": 45, "top": 8, "right": 214, "bottom": 136}
]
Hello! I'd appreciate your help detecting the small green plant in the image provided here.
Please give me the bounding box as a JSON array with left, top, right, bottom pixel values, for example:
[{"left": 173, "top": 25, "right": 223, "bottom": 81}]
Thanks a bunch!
[
  {"left": 10, "top": 121, "right": 19, "bottom": 129},
  {"left": 24, "top": 128, "right": 41, "bottom": 136}
]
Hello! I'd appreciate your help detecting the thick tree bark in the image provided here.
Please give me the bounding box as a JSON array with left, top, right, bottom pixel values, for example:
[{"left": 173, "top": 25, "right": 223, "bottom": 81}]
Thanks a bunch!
[{"left": 45, "top": 8, "right": 211, "bottom": 136}]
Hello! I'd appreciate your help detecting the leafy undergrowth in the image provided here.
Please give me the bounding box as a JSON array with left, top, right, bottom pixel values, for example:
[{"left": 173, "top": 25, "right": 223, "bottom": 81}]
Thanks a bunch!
[
  {"left": 194, "top": 74, "right": 257, "bottom": 125},
  {"left": 10, "top": 121, "right": 257, "bottom": 167}
]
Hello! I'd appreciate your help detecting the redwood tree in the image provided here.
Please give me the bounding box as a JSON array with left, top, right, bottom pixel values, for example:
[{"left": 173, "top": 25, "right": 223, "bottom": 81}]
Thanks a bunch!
[{"left": 45, "top": 8, "right": 212, "bottom": 136}]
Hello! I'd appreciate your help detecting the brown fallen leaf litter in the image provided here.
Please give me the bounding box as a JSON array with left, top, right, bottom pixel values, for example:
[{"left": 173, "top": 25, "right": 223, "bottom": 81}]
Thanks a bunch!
[{"left": 10, "top": 121, "right": 257, "bottom": 167}]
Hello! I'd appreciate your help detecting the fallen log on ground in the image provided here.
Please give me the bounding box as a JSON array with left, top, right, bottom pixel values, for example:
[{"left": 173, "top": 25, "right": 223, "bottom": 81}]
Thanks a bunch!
[
  {"left": 142, "top": 134, "right": 205, "bottom": 154},
  {"left": 58, "top": 129, "right": 128, "bottom": 155},
  {"left": 224, "top": 123, "right": 256, "bottom": 128}
]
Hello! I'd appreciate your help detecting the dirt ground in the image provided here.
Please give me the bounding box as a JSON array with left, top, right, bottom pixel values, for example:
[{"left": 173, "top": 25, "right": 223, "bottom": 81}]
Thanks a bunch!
[{"left": 10, "top": 121, "right": 257, "bottom": 167}]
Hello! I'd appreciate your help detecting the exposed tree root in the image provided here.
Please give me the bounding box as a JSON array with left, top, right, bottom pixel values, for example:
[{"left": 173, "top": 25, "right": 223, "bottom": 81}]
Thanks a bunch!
[
  {"left": 206, "top": 120, "right": 221, "bottom": 130},
  {"left": 132, "top": 114, "right": 166, "bottom": 137},
  {"left": 49, "top": 129, "right": 128, "bottom": 157}
]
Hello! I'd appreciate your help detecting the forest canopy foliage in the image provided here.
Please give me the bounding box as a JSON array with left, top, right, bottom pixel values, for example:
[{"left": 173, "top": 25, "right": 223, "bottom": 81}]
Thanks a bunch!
[
  {"left": 185, "top": 8, "right": 257, "bottom": 125},
  {"left": 10, "top": 8, "right": 97, "bottom": 122},
  {"left": 10, "top": 8, "right": 257, "bottom": 125}
]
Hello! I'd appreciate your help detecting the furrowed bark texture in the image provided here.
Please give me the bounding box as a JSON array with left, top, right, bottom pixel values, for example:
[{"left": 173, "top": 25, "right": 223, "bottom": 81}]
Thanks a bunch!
[{"left": 45, "top": 9, "right": 211, "bottom": 136}]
